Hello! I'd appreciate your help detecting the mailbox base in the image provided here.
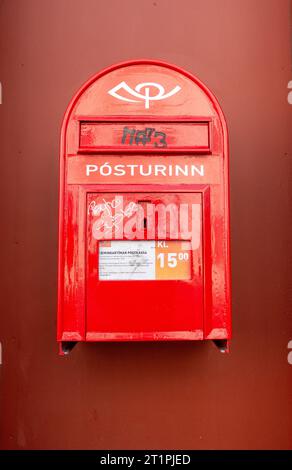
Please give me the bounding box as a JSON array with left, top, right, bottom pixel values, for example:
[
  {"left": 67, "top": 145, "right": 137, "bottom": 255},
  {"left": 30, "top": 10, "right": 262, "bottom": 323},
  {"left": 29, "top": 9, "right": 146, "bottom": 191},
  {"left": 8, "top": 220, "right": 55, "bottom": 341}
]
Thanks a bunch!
[{"left": 58, "top": 339, "right": 230, "bottom": 355}]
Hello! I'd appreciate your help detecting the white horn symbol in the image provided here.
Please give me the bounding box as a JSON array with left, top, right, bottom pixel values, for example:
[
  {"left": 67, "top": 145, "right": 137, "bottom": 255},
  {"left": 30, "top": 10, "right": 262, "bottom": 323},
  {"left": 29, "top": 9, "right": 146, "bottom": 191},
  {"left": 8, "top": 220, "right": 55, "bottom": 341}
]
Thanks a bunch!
[{"left": 108, "top": 81, "right": 181, "bottom": 109}]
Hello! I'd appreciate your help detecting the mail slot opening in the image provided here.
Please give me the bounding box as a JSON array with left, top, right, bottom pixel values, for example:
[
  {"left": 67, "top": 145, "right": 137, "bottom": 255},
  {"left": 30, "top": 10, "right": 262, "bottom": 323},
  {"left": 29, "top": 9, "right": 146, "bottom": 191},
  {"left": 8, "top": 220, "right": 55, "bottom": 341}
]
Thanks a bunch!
[{"left": 79, "top": 120, "right": 211, "bottom": 153}]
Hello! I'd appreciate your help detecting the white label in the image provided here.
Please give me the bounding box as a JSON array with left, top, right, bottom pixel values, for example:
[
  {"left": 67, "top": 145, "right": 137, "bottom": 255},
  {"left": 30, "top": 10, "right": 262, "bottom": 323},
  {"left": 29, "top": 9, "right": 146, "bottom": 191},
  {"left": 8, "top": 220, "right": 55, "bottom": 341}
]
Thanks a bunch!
[
  {"left": 99, "top": 240, "right": 155, "bottom": 280},
  {"left": 98, "top": 240, "right": 191, "bottom": 281}
]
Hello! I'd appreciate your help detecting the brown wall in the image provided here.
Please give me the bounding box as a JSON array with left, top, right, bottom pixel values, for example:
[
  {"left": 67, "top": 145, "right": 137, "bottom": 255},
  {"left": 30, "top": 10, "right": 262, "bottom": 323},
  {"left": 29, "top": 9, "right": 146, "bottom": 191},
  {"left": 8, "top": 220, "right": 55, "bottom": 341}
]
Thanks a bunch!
[{"left": 0, "top": 0, "right": 292, "bottom": 449}]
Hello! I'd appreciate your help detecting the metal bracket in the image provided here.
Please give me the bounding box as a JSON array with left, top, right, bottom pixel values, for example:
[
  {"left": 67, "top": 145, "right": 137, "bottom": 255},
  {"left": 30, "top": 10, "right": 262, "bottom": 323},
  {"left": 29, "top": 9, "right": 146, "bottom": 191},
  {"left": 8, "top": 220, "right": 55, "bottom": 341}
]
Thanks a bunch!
[
  {"left": 59, "top": 341, "right": 77, "bottom": 356},
  {"left": 213, "top": 339, "right": 229, "bottom": 353}
]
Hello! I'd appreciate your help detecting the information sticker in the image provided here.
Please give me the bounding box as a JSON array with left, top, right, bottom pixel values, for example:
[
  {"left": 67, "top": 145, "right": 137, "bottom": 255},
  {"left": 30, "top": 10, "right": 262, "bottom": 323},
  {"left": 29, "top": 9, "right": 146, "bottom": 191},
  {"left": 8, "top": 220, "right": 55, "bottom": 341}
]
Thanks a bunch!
[{"left": 99, "top": 240, "right": 191, "bottom": 281}]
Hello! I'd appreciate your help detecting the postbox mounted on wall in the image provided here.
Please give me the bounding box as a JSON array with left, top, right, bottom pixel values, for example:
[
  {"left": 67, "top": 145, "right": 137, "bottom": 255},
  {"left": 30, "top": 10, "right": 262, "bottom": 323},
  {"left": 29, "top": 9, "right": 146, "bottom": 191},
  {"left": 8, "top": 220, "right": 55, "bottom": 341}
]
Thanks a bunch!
[{"left": 57, "top": 60, "right": 231, "bottom": 354}]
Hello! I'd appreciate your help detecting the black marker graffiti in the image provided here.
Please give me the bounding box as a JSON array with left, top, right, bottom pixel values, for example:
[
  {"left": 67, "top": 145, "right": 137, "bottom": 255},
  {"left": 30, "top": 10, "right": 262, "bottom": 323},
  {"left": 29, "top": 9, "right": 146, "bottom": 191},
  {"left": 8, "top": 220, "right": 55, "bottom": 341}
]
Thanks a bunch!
[{"left": 121, "top": 126, "right": 167, "bottom": 148}]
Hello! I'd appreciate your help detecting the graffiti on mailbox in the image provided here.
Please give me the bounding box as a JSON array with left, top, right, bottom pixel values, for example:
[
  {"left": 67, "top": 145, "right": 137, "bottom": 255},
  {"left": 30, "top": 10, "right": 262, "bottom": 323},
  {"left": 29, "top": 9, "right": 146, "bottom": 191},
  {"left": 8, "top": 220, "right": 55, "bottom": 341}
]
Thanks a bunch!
[{"left": 121, "top": 126, "right": 167, "bottom": 148}]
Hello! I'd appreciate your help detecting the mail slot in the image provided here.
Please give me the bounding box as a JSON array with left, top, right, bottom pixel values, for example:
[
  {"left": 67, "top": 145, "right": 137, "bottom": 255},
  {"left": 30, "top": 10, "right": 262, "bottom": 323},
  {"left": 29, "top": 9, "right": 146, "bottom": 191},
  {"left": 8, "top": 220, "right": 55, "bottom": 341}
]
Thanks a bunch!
[
  {"left": 57, "top": 59, "right": 231, "bottom": 354},
  {"left": 79, "top": 120, "right": 210, "bottom": 153}
]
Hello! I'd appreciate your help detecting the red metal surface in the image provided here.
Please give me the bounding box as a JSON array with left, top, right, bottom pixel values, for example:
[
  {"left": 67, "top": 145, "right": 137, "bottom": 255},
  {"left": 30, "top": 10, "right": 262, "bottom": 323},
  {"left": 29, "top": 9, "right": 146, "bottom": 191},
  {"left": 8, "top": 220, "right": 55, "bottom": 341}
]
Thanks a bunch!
[
  {"left": 0, "top": 0, "right": 292, "bottom": 451},
  {"left": 86, "top": 191, "right": 204, "bottom": 340},
  {"left": 57, "top": 60, "right": 231, "bottom": 348}
]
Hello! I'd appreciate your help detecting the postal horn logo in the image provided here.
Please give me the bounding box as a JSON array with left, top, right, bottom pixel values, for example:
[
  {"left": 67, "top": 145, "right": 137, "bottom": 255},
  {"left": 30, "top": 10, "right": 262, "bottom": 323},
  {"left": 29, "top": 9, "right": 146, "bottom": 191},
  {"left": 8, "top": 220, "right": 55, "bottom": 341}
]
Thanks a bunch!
[{"left": 108, "top": 81, "right": 181, "bottom": 109}]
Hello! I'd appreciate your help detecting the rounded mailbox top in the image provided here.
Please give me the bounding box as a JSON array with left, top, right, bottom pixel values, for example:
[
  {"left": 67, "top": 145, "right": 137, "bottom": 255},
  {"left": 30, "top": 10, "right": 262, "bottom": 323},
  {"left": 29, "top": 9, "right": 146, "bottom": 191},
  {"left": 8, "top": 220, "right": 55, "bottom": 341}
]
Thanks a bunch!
[{"left": 62, "top": 59, "right": 227, "bottom": 122}]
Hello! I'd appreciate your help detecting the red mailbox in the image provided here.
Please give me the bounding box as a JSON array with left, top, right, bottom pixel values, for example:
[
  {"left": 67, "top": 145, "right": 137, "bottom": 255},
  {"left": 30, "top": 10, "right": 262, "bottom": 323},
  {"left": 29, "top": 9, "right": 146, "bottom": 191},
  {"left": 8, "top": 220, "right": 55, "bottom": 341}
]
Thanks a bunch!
[{"left": 57, "top": 60, "right": 231, "bottom": 354}]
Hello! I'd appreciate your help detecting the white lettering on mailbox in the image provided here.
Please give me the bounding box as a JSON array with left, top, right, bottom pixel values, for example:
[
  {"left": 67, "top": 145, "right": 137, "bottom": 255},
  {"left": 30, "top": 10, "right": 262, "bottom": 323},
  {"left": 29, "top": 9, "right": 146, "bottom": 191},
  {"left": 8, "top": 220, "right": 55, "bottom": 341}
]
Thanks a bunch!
[{"left": 85, "top": 163, "right": 204, "bottom": 178}]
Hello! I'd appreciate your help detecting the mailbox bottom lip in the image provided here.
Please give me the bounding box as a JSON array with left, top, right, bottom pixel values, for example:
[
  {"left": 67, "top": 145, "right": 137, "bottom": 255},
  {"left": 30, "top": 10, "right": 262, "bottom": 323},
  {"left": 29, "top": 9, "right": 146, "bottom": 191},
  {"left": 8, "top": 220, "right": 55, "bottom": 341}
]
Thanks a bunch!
[
  {"left": 59, "top": 330, "right": 231, "bottom": 343},
  {"left": 84, "top": 331, "right": 204, "bottom": 341},
  {"left": 59, "top": 330, "right": 231, "bottom": 342}
]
